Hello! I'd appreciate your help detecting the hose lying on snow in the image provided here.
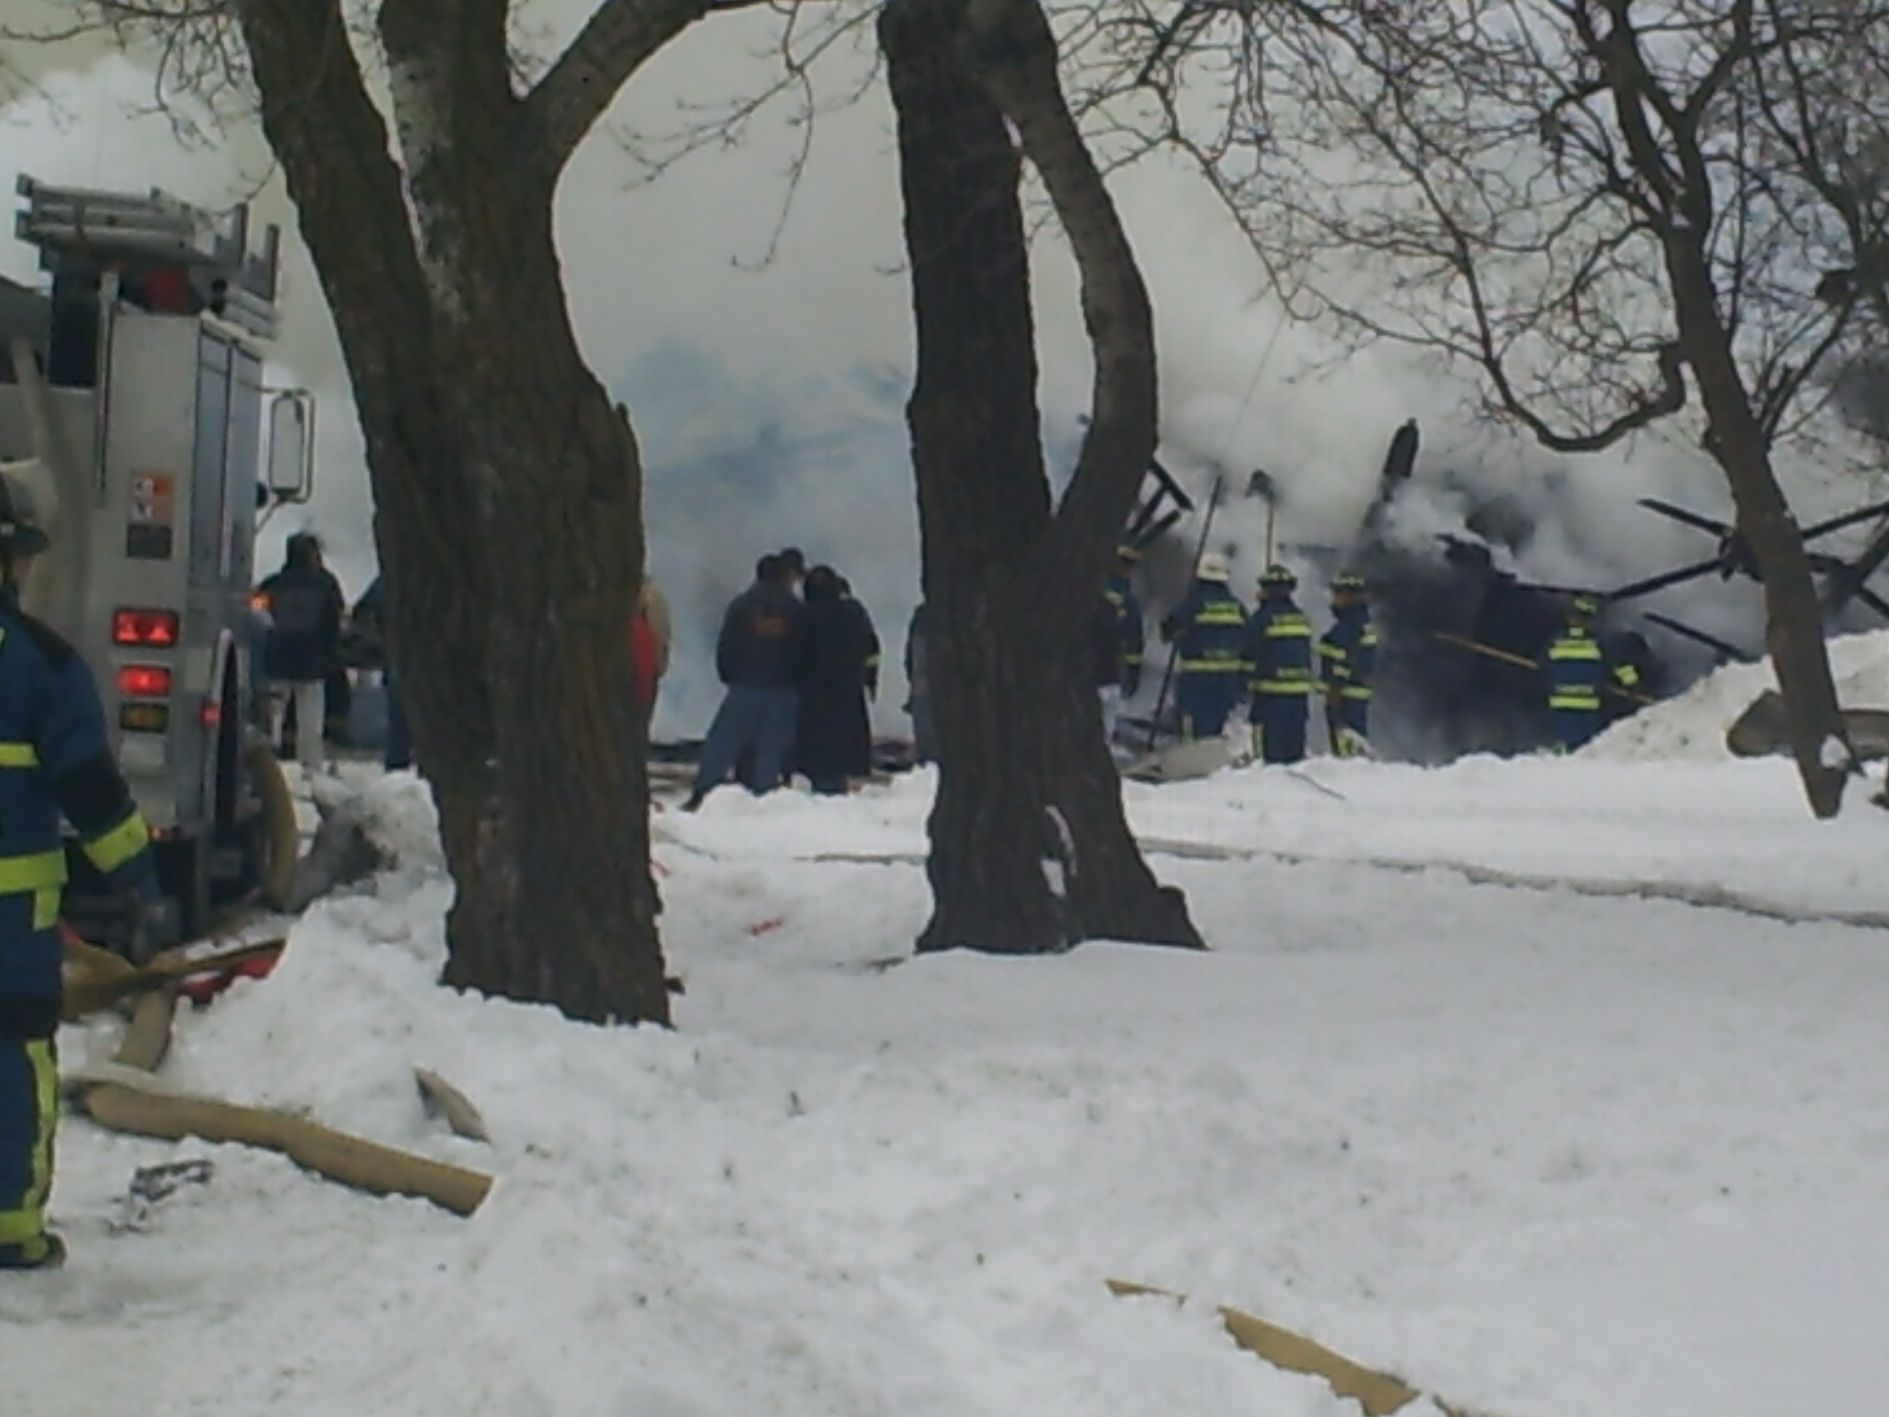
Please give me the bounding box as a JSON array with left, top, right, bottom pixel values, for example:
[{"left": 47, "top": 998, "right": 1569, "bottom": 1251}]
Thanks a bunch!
[{"left": 66, "top": 989, "right": 495, "bottom": 1217}]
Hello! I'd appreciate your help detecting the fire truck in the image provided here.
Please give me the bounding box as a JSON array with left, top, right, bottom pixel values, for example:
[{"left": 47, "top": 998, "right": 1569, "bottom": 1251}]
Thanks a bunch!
[{"left": 0, "top": 175, "right": 313, "bottom": 946}]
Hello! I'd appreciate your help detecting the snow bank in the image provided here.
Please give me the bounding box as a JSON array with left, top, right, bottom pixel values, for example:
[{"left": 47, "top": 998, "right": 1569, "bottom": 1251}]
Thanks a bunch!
[
  {"left": 1589, "top": 629, "right": 1889, "bottom": 762},
  {"left": 22, "top": 761, "right": 1889, "bottom": 1417}
]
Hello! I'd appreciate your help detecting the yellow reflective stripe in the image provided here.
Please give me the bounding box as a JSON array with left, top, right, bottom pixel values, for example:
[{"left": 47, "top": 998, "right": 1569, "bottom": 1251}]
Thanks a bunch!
[
  {"left": 84, "top": 810, "right": 151, "bottom": 875},
  {"left": 1265, "top": 623, "right": 1311, "bottom": 639},
  {"left": 1256, "top": 680, "right": 1314, "bottom": 695},
  {"left": 1361, "top": 632, "right": 1379, "bottom": 647},
  {"left": 0, "top": 741, "right": 38, "bottom": 768},
  {"left": 1339, "top": 686, "right": 1373, "bottom": 701},
  {"left": 1550, "top": 694, "right": 1600, "bottom": 709},
  {"left": 0, "top": 1040, "right": 56, "bottom": 1246},
  {"left": 1321, "top": 645, "right": 1349, "bottom": 661},
  {"left": 0, "top": 850, "right": 66, "bottom": 894},
  {"left": 1615, "top": 665, "right": 1642, "bottom": 686},
  {"left": 31, "top": 886, "right": 58, "bottom": 931},
  {"left": 1549, "top": 640, "right": 1601, "bottom": 661},
  {"left": 24, "top": 1040, "right": 54, "bottom": 1211},
  {"left": 1181, "top": 660, "right": 1250, "bottom": 673}
]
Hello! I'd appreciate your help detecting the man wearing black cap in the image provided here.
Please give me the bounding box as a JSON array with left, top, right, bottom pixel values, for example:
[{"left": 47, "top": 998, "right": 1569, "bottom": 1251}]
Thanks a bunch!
[{"left": 686, "top": 555, "right": 805, "bottom": 809}]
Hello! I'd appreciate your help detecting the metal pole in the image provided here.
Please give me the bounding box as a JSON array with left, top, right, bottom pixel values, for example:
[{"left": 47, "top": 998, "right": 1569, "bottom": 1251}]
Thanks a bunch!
[{"left": 1146, "top": 471, "right": 1227, "bottom": 750}]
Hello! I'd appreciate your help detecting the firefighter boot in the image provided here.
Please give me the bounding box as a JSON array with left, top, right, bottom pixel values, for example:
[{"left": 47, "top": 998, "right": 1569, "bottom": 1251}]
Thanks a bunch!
[{"left": 0, "top": 1230, "right": 66, "bottom": 1271}]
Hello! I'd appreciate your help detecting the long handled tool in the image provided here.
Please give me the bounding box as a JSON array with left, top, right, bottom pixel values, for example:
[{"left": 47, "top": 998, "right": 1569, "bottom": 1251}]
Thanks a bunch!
[
  {"left": 1431, "top": 631, "right": 1655, "bottom": 706},
  {"left": 1146, "top": 470, "right": 1227, "bottom": 750}
]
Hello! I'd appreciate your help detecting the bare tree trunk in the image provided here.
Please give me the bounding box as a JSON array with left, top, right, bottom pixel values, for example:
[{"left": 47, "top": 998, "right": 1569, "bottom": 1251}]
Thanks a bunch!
[
  {"left": 1678, "top": 331, "right": 1850, "bottom": 818},
  {"left": 241, "top": 0, "right": 669, "bottom": 1021},
  {"left": 1596, "top": 10, "right": 1856, "bottom": 818},
  {"left": 883, "top": 0, "right": 1200, "bottom": 955}
]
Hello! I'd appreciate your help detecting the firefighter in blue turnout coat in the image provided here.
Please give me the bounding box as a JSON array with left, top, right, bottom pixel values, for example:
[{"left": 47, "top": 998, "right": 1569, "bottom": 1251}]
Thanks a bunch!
[
  {"left": 1545, "top": 594, "right": 1612, "bottom": 751},
  {"left": 0, "top": 477, "right": 156, "bottom": 1270},
  {"left": 1100, "top": 546, "right": 1145, "bottom": 750},
  {"left": 1246, "top": 565, "right": 1314, "bottom": 764},
  {"left": 1160, "top": 553, "right": 1248, "bottom": 740},
  {"left": 1319, "top": 574, "right": 1377, "bottom": 758},
  {"left": 1103, "top": 546, "right": 1145, "bottom": 697}
]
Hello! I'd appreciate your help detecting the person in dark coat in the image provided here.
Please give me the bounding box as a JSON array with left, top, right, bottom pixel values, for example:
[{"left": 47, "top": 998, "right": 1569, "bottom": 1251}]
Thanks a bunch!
[
  {"left": 836, "top": 576, "right": 882, "bottom": 708},
  {"left": 794, "top": 566, "right": 876, "bottom": 794},
  {"left": 257, "top": 533, "right": 345, "bottom": 771},
  {"left": 685, "top": 555, "right": 805, "bottom": 809},
  {"left": 352, "top": 577, "right": 412, "bottom": 770},
  {"left": 904, "top": 602, "right": 937, "bottom": 766}
]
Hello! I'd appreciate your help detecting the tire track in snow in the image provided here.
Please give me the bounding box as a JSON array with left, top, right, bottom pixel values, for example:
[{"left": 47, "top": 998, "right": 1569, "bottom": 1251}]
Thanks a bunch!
[{"left": 780, "top": 840, "right": 1889, "bottom": 935}]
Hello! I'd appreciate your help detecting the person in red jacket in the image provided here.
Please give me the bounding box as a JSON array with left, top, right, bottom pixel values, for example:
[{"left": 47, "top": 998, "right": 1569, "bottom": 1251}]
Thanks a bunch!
[{"left": 630, "top": 579, "right": 672, "bottom": 714}]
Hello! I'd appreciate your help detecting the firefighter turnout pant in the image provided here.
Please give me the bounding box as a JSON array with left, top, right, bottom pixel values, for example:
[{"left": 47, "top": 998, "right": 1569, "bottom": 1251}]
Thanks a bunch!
[
  {"left": 1327, "top": 693, "right": 1371, "bottom": 758},
  {"left": 1177, "top": 667, "right": 1245, "bottom": 740},
  {"left": 1251, "top": 691, "right": 1309, "bottom": 765},
  {"left": 0, "top": 887, "right": 62, "bottom": 1270}
]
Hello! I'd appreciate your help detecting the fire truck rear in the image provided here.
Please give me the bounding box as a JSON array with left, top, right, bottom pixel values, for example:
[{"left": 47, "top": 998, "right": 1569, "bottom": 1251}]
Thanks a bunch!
[{"left": 0, "top": 175, "right": 313, "bottom": 947}]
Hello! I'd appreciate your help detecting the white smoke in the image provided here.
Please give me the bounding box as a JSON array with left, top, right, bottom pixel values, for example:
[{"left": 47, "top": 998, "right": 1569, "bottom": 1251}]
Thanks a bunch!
[{"left": 5, "top": 9, "right": 1885, "bottom": 745}]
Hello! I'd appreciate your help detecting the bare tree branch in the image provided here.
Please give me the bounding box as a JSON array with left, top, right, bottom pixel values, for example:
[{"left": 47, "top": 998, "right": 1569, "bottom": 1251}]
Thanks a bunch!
[{"left": 521, "top": 0, "right": 777, "bottom": 176}]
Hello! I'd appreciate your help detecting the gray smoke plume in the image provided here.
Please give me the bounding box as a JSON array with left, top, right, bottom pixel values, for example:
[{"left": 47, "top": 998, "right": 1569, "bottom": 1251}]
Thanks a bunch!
[{"left": 6, "top": 19, "right": 1885, "bottom": 752}]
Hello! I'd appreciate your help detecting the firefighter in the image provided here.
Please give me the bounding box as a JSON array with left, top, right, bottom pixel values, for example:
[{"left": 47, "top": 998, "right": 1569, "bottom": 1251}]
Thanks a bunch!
[
  {"left": 1546, "top": 594, "right": 1610, "bottom": 751},
  {"left": 1098, "top": 546, "right": 1143, "bottom": 752},
  {"left": 0, "top": 474, "right": 156, "bottom": 1270},
  {"left": 1602, "top": 629, "right": 1660, "bottom": 726},
  {"left": 1104, "top": 545, "right": 1146, "bottom": 698},
  {"left": 1160, "top": 553, "right": 1249, "bottom": 740},
  {"left": 1319, "top": 573, "right": 1377, "bottom": 758},
  {"left": 1246, "top": 564, "right": 1314, "bottom": 764}
]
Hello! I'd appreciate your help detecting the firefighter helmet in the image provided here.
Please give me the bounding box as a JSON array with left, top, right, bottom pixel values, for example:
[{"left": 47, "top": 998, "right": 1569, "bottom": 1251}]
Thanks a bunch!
[
  {"left": 0, "top": 463, "right": 51, "bottom": 561},
  {"left": 1196, "top": 552, "right": 1233, "bottom": 583},
  {"left": 1260, "top": 563, "right": 1297, "bottom": 591}
]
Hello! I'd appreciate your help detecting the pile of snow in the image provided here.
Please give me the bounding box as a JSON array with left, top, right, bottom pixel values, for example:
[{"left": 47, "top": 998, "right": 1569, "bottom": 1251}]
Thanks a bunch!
[
  {"left": 19, "top": 760, "right": 1889, "bottom": 1417},
  {"left": 1589, "top": 629, "right": 1889, "bottom": 762}
]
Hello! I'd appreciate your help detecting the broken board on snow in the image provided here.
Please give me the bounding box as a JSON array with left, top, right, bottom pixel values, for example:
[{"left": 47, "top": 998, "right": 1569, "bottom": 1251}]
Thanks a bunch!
[{"left": 1105, "top": 1279, "right": 1509, "bottom": 1417}]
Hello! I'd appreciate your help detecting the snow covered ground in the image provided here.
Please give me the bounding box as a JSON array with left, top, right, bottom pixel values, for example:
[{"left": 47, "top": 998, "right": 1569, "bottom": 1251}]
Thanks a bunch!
[
  {"left": 13, "top": 733, "right": 1889, "bottom": 1417},
  {"left": 1592, "top": 628, "right": 1889, "bottom": 764}
]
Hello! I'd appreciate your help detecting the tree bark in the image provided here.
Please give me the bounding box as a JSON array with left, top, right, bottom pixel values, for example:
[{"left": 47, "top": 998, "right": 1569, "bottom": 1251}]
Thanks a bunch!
[
  {"left": 1596, "top": 12, "right": 1852, "bottom": 817},
  {"left": 882, "top": 0, "right": 1200, "bottom": 955},
  {"left": 1669, "top": 274, "right": 1851, "bottom": 817},
  {"left": 239, "top": 0, "right": 670, "bottom": 1020}
]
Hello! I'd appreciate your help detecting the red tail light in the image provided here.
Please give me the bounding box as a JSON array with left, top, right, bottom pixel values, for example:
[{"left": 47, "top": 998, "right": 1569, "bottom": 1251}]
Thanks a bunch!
[
  {"left": 200, "top": 699, "right": 223, "bottom": 730},
  {"left": 118, "top": 664, "right": 172, "bottom": 698},
  {"left": 113, "top": 607, "right": 180, "bottom": 648}
]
